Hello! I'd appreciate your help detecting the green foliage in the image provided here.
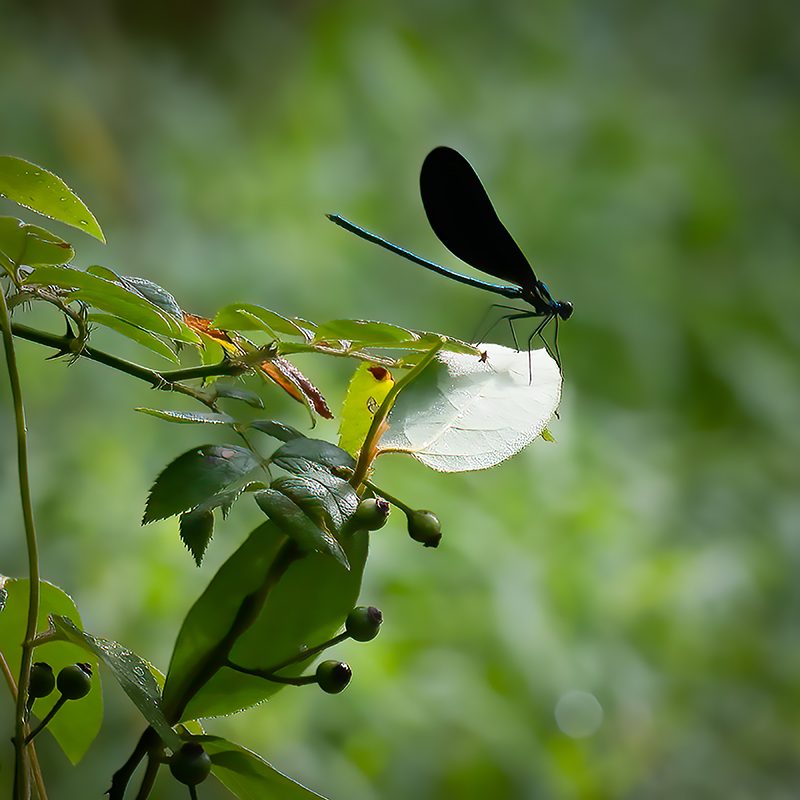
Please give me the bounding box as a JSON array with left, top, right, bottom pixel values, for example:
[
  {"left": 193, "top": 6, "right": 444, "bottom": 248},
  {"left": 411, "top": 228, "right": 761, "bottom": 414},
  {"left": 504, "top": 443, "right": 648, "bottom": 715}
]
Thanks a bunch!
[
  {"left": 50, "top": 616, "right": 181, "bottom": 751},
  {"left": 0, "top": 580, "right": 102, "bottom": 764},
  {"left": 200, "top": 735, "right": 326, "bottom": 799},
  {"left": 0, "top": 156, "right": 104, "bottom": 242},
  {"left": 0, "top": 217, "right": 74, "bottom": 271},
  {"left": 142, "top": 445, "right": 259, "bottom": 524},
  {"left": 3, "top": 3, "right": 796, "bottom": 796}
]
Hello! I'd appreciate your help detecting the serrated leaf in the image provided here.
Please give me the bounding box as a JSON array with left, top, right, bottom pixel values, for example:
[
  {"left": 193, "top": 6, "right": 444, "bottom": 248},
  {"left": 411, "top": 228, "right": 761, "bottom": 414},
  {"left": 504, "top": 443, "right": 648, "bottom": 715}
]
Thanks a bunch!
[
  {"left": 254, "top": 488, "right": 349, "bottom": 568},
  {"left": 314, "top": 318, "right": 414, "bottom": 344},
  {"left": 0, "top": 156, "right": 105, "bottom": 241},
  {"left": 213, "top": 303, "right": 315, "bottom": 340},
  {"left": 180, "top": 508, "right": 215, "bottom": 566},
  {"left": 271, "top": 438, "right": 356, "bottom": 474},
  {"left": 50, "top": 615, "right": 180, "bottom": 751},
  {"left": 380, "top": 343, "right": 562, "bottom": 472},
  {"left": 199, "top": 735, "right": 327, "bottom": 799},
  {"left": 178, "top": 488, "right": 247, "bottom": 565},
  {"left": 0, "top": 579, "right": 102, "bottom": 764},
  {"left": 88, "top": 313, "right": 180, "bottom": 363},
  {"left": 213, "top": 385, "right": 264, "bottom": 409},
  {"left": 0, "top": 216, "right": 75, "bottom": 271},
  {"left": 161, "top": 521, "right": 368, "bottom": 722},
  {"left": 247, "top": 419, "right": 305, "bottom": 441},
  {"left": 135, "top": 408, "right": 236, "bottom": 425},
  {"left": 143, "top": 445, "right": 259, "bottom": 523},
  {"left": 338, "top": 362, "right": 395, "bottom": 457}
]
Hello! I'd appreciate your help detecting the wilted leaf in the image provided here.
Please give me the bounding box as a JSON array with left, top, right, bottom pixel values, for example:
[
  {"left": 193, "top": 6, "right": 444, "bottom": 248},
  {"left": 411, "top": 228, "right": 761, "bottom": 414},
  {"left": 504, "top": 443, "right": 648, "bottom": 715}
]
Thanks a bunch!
[{"left": 338, "top": 363, "right": 395, "bottom": 457}]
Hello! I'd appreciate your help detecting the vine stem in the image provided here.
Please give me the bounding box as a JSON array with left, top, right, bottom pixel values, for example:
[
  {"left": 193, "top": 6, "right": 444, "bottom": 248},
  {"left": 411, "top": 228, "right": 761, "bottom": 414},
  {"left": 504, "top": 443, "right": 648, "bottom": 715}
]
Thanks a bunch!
[{"left": 0, "top": 289, "right": 40, "bottom": 800}]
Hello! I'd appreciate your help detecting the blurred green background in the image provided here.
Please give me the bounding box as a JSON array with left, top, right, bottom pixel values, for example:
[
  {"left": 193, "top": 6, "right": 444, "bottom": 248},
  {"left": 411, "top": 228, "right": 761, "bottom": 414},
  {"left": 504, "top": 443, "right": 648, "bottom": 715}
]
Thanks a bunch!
[{"left": 1, "top": 1, "right": 799, "bottom": 797}]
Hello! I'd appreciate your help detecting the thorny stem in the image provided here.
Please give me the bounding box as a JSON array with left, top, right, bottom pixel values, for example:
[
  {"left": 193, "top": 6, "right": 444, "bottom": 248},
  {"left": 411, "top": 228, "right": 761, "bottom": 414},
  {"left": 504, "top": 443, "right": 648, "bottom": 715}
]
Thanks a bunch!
[
  {"left": 10, "top": 322, "right": 253, "bottom": 406},
  {"left": 0, "top": 289, "right": 40, "bottom": 800}
]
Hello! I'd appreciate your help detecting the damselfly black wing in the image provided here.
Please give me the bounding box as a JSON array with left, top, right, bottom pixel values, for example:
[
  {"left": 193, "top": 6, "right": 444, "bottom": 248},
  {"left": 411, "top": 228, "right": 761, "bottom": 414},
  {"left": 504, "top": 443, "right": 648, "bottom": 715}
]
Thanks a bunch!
[{"left": 420, "top": 146, "right": 535, "bottom": 290}]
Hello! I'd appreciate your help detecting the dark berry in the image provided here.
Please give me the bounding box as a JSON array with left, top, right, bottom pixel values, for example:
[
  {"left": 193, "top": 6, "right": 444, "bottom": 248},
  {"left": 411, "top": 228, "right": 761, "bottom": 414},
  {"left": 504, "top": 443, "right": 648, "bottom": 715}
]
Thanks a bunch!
[
  {"left": 169, "top": 742, "right": 212, "bottom": 786},
  {"left": 56, "top": 663, "right": 92, "bottom": 700},
  {"left": 345, "top": 606, "right": 383, "bottom": 642},
  {"left": 28, "top": 662, "right": 55, "bottom": 700},
  {"left": 352, "top": 497, "right": 391, "bottom": 531},
  {"left": 407, "top": 510, "right": 442, "bottom": 547},
  {"left": 316, "top": 660, "right": 352, "bottom": 694}
]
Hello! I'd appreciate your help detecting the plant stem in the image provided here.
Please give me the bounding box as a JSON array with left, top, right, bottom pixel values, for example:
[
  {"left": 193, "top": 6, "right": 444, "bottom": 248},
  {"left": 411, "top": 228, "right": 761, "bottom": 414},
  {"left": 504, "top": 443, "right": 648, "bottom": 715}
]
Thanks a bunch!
[
  {"left": 351, "top": 338, "right": 444, "bottom": 487},
  {"left": 0, "top": 290, "right": 40, "bottom": 800},
  {"left": 225, "top": 630, "right": 349, "bottom": 679},
  {"left": 10, "top": 322, "right": 248, "bottom": 404}
]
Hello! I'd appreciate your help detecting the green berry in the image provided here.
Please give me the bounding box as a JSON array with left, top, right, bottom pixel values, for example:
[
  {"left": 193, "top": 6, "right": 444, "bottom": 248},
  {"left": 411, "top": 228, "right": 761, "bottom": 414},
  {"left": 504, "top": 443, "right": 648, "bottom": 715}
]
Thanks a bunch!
[
  {"left": 56, "top": 663, "right": 93, "bottom": 700},
  {"left": 316, "top": 660, "right": 352, "bottom": 694},
  {"left": 352, "top": 497, "right": 391, "bottom": 531},
  {"left": 28, "top": 662, "right": 55, "bottom": 700},
  {"left": 407, "top": 510, "right": 442, "bottom": 548},
  {"left": 169, "top": 742, "right": 212, "bottom": 786},
  {"left": 345, "top": 606, "right": 383, "bottom": 642}
]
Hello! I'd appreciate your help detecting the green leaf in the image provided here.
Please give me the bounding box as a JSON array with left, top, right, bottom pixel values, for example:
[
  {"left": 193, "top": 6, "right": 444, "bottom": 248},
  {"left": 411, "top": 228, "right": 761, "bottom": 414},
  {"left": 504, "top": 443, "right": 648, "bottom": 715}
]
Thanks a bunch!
[
  {"left": 271, "top": 438, "right": 356, "bottom": 474},
  {"left": 50, "top": 615, "right": 181, "bottom": 751},
  {"left": 143, "top": 444, "right": 259, "bottom": 524},
  {"left": 338, "top": 362, "right": 395, "bottom": 457},
  {"left": 254, "top": 488, "right": 349, "bottom": 568},
  {"left": 135, "top": 408, "right": 236, "bottom": 425},
  {"left": 213, "top": 385, "right": 264, "bottom": 409},
  {"left": 162, "top": 521, "right": 368, "bottom": 722},
  {"left": 114, "top": 274, "right": 184, "bottom": 318},
  {"left": 0, "top": 578, "right": 102, "bottom": 764},
  {"left": 314, "top": 318, "right": 415, "bottom": 344},
  {"left": 271, "top": 470, "right": 359, "bottom": 532},
  {"left": 395, "top": 333, "right": 479, "bottom": 358},
  {"left": 178, "top": 487, "right": 247, "bottom": 565},
  {"left": 0, "top": 217, "right": 75, "bottom": 271},
  {"left": 381, "top": 343, "right": 562, "bottom": 471},
  {"left": 24, "top": 265, "right": 201, "bottom": 344},
  {"left": 213, "top": 303, "right": 315, "bottom": 340},
  {"left": 247, "top": 419, "right": 305, "bottom": 441},
  {"left": 0, "top": 156, "right": 105, "bottom": 241},
  {"left": 179, "top": 508, "right": 215, "bottom": 566},
  {"left": 88, "top": 313, "right": 180, "bottom": 363},
  {"left": 199, "top": 735, "right": 327, "bottom": 799}
]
